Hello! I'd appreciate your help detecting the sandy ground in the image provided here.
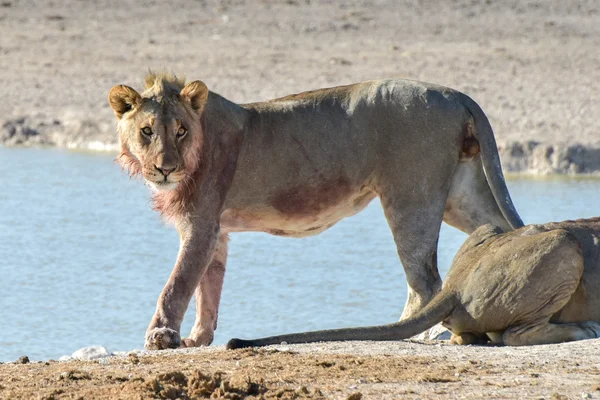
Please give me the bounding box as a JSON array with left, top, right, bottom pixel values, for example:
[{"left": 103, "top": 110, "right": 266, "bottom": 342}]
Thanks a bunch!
[
  {"left": 2, "top": 340, "right": 600, "bottom": 399},
  {"left": 1, "top": 0, "right": 599, "bottom": 172}
]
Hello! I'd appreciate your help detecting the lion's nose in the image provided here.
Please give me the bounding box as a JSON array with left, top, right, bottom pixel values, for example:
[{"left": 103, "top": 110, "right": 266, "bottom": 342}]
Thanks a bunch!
[{"left": 155, "top": 165, "right": 176, "bottom": 177}]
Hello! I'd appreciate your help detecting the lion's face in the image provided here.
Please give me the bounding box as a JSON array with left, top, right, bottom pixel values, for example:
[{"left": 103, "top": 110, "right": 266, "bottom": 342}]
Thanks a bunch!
[
  {"left": 116, "top": 98, "right": 198, "bottom": 192},
  {"left": 109, "top": 76, "right": 208, "bottom": 192}
]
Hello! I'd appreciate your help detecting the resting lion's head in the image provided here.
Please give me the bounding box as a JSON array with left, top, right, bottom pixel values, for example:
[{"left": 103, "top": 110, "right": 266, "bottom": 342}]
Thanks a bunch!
[{"left": 108, "top": 72, "right": 208, "bottom": 192}]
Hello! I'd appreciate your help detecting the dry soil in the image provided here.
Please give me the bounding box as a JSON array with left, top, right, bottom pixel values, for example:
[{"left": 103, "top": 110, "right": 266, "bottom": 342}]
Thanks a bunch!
[{"left": 2, "top": 340, "right": 600, "bottom": 399}]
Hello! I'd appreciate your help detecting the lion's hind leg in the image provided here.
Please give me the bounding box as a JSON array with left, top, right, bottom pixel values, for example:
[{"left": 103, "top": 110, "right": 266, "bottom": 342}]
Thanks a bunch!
[
  {"left": 502, "top": 321, "right": 600, "bottom": 346},
  {"left": 492, "top": 228, "right": 588, "bottom": 346},
  {"left": 379, "top": 190, "right": 447, "bottom": 320}
]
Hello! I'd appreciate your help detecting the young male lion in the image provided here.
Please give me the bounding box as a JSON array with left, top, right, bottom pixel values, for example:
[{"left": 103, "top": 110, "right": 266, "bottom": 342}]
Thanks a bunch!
[
  {"left": 108, "top": 72, "right": 523, "bottom": 350},
  {"left": 228, "top": 219, "right": 600, "bottom": 348}
]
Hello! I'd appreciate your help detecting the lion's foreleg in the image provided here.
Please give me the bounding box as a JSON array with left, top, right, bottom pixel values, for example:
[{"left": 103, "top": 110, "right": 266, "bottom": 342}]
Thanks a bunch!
[
  {"left": 182, "top": 233, "right": 229, "bottom": 347},
  {"left": 145, "top": 222, "right": 220, "bottom": 350}
]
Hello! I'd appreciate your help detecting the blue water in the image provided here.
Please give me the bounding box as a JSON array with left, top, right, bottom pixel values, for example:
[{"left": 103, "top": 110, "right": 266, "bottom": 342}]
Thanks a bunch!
[{"left": 1, "top": 147, "right": 599, "bottom": 362}]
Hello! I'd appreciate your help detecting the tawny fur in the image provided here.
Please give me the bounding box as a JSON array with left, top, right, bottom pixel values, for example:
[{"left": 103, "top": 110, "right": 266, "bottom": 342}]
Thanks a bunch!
[
  {"left": 108, "top": 72, "right": 523, "bottom": 350},
  {"left": 227, "top": 219, "right": 600, "bottom": 348}
]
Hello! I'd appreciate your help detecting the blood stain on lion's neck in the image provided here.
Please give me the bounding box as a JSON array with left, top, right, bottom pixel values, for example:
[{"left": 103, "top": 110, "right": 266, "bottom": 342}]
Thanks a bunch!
[
  {"left": 152, "top": 127, "right": 206, "bottom": 224},
  {"left": 152, "top": 167, "right": 203, "bottom": 223}
]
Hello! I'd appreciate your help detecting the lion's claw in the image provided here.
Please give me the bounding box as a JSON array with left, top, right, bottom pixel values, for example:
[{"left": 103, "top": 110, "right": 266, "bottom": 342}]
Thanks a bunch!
[{"left": 145, "top": 327, "right": 181, "bottom": 350}]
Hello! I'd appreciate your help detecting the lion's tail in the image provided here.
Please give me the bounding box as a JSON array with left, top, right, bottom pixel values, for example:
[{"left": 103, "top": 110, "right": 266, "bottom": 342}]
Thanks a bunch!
[
  {"left": 460, "top": 93, "right": 524, "bottom": 230},
  {"left": 226, "top": 291, "right": 456, "bottom": 349}
]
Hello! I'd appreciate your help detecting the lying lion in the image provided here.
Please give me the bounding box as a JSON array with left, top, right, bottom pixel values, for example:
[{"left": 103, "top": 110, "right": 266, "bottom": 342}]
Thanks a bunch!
[
  {"left": 228, "top": 219, "right": 600, "bottom": 348},
  {"left": 108, "top": 72, "right": 522, "bottom": 350}
]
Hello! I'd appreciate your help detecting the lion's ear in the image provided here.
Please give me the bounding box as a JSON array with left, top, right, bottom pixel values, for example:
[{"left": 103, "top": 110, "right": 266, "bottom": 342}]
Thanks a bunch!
[
  {"left": 180, "top": 80, "right": 209, "bottom": 112},
  {"left": 108, "top": 85, "right": 142, "bottom": 119}
]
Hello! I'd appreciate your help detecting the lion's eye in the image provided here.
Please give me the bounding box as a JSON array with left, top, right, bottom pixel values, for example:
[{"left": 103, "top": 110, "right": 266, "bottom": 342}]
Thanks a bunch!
[
  {"left": 141, "top": 127, "right": 153, "bottom": 137},
  {"left": 176, "top": 127, "right": 187, "bottom": 139}
]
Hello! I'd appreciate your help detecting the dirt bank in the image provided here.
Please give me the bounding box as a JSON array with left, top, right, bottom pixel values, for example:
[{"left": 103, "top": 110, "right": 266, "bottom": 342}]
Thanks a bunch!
[
  {"left": 2, "top": 340, "right": 600, "bottom": 399},
  {"left": 1, "top": 0, "right": 599, "bottom": 174}
]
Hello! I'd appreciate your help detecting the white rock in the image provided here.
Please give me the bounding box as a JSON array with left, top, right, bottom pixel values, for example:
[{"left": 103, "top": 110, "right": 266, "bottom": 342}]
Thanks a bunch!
[
  {"left": 413, "top": 324, "right": 452, "bottom": 341},
  {"left": 71, "top": 346, "right": 111, "bottom": 360}
]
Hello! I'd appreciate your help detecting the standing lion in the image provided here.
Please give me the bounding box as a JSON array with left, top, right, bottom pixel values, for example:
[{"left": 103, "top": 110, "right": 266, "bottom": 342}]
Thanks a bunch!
[{"left": 108, "top": 73, "right": 522, "bottom": 349}]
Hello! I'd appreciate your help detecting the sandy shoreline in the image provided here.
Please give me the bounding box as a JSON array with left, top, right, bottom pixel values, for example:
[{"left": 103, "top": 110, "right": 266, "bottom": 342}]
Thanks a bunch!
[
  {"left": 3, "top": 339, "right": 600, "bottom": 399},
  {"left": 1, "top": 0, "right": 599, "bottom": 174}
]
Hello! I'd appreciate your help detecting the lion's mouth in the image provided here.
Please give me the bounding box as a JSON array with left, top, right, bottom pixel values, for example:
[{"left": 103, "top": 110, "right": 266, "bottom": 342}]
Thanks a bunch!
[
  {"left": 146, "top": 177, "right": 180, "bottom": 192},
  {"left": 142, "top": 167, "right": 186, "bottom": 192}
]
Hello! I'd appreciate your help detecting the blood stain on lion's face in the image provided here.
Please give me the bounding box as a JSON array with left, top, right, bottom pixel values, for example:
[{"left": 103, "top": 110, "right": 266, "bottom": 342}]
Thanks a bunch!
[{"left": 108, "top": 73, "right": 209, "bottom": 195}]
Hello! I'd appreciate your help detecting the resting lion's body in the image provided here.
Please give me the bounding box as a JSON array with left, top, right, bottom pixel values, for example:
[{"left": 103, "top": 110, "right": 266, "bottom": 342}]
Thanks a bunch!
[
  {"left": 228, "top": 219, "right": 600, "bottom": 348},
  {"left": 108, "top": 73, "right": 522, "bottom": 350}
]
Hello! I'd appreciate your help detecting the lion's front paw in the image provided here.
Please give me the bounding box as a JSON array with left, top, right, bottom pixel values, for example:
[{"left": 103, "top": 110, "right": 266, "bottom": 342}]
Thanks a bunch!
[
  {"left": 195, "top": 329, "right": 215, "bottom": 346},
  {"left": 450, "top": 332, "right": 489, "bottom": 345},
  {"left": 145, "top": 327, "right": 181, "bottom": 350},
  {"left": 180, "top": 338, "right": 197, "bottom": 348},
  {"left": 180, "top": 330, "right": 214, "bottom": 348},
  {"left": 186, "top": 327, "right": 215, "bottom": 347}
]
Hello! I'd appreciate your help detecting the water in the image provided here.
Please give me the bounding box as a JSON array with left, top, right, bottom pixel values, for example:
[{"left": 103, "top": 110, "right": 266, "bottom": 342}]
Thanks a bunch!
[{"left": 1, "top": 147, "right": 599, "bottom": 362}]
